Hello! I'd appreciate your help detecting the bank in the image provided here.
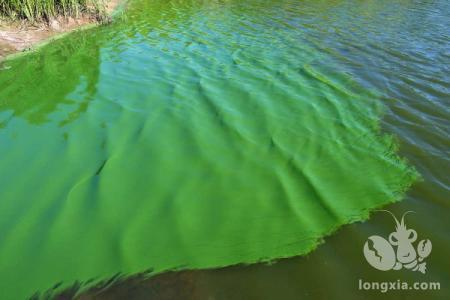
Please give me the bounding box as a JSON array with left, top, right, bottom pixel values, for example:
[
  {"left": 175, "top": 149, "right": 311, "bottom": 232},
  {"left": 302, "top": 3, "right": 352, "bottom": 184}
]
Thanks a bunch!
[{"left": 0, "top": 0, "right": 126, "bottom": 60}]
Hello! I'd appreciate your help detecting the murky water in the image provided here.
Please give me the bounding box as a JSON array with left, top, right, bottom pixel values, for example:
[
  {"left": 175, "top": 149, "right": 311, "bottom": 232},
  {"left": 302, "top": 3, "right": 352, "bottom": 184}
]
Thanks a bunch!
[{"left": 0, "top": 0, "right": 448, "bottom": 299}]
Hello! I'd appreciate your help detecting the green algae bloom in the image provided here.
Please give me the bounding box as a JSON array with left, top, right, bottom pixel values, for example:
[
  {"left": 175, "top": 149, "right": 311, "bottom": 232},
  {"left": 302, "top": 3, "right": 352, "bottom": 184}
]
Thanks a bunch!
[{"left": 0, "top": 0, "right": 418, "bottom": 298}]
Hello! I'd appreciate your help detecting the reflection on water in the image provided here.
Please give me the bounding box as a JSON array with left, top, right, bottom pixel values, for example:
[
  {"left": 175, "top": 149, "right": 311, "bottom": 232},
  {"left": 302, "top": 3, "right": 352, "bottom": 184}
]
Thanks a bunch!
[
  {"left": 0, "top": 0, "right": 448, "bottom": 299},
  {"left": 0, "top": 35, "right": 101, "bottom": 126}
]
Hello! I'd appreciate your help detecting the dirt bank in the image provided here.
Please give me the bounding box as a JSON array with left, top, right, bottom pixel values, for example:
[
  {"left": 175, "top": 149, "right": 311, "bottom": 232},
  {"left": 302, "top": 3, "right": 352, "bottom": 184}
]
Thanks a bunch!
[{"left": 0, "top": 0, "right": 122, "bottom": 60}]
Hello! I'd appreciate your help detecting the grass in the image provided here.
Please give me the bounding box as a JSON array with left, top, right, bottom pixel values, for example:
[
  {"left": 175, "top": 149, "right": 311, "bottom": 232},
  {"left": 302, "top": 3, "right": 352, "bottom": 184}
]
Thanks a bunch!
[{"left": 0, "top": 0, "right": 106, "bottom": 21}]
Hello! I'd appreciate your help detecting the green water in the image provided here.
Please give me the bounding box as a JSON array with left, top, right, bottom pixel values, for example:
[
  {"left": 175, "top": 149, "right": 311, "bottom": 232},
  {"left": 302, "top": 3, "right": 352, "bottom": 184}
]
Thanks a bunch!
[{"left": 0, "top": 0, "right": 448, "bottom": 299}]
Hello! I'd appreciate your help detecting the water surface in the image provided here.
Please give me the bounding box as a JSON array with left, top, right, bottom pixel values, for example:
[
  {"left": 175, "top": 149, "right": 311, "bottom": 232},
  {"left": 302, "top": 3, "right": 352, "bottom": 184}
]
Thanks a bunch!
[{"left": 0, "top": 0, "right": 448, "bottom": 299}]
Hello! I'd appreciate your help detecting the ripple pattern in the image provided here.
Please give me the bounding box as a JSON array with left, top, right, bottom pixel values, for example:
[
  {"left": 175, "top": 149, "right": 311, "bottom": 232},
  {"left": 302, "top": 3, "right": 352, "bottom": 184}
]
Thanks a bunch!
[{"left": 0, "top": 0, "right": 427, "bottom": 298}]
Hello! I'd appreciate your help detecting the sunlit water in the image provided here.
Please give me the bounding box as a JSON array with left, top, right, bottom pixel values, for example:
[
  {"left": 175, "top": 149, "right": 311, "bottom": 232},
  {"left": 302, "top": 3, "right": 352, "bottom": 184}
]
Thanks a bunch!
[{"left": 0, "top": 0, "right": 448, "bottom": 299}]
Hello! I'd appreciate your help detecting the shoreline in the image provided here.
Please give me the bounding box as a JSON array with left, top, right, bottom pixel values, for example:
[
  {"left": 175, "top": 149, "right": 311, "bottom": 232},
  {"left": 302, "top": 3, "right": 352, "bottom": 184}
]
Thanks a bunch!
[{"left": 0, "top": 0, "right": 126, "bottom": 61}]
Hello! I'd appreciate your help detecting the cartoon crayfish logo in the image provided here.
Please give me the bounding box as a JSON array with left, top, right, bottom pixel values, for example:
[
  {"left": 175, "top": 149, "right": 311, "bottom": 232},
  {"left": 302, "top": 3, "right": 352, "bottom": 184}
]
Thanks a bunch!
[{"left": 363, "top": 210, "right": 432, "bottom": 274}]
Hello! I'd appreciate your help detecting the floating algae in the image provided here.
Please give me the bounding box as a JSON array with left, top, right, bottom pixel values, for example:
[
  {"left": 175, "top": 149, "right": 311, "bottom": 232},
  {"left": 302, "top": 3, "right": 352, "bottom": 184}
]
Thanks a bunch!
[{"left": 0, "top": 0, "right": 417, "bottom": 298}]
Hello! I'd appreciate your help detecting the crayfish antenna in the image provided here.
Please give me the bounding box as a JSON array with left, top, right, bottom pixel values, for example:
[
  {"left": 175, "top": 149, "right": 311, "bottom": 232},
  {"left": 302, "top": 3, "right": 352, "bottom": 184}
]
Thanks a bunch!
[
  {"left": 400, "top": 211, "right": 415, "bottom": 228},
  {"left": 376, "top": 209, "right": 401, "bottom": 229}
]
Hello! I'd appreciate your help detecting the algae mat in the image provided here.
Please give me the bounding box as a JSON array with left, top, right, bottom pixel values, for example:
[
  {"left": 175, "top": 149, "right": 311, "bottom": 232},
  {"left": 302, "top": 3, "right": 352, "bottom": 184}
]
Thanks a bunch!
[{"left": 0, "top": 0, "right": 417, "bottom": 298}]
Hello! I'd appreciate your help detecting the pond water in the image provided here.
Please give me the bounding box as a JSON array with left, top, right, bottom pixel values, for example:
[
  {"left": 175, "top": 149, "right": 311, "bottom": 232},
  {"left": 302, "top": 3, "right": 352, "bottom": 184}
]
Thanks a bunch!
[{"left": 0, "top": 0, "right": 448, "bottom": 299}]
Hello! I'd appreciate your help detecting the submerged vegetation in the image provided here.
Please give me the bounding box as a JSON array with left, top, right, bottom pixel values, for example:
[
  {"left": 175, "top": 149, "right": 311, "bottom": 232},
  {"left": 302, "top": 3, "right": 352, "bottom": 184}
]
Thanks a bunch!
[{"left": 0, "top": 0, "right": 105, "bottom": 21}]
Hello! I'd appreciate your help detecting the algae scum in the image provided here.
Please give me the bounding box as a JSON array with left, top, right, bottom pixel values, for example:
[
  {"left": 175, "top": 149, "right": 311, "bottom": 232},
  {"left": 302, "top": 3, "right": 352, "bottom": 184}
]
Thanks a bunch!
[{"left": 0, "top": 0, "right": 420, "bottom": 298}]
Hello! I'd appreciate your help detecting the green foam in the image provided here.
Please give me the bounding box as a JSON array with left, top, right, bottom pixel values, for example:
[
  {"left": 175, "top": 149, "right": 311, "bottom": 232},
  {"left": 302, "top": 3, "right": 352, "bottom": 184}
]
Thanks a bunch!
[{"left": 0, "top": 0, "right": 417, "bottom": 298}]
